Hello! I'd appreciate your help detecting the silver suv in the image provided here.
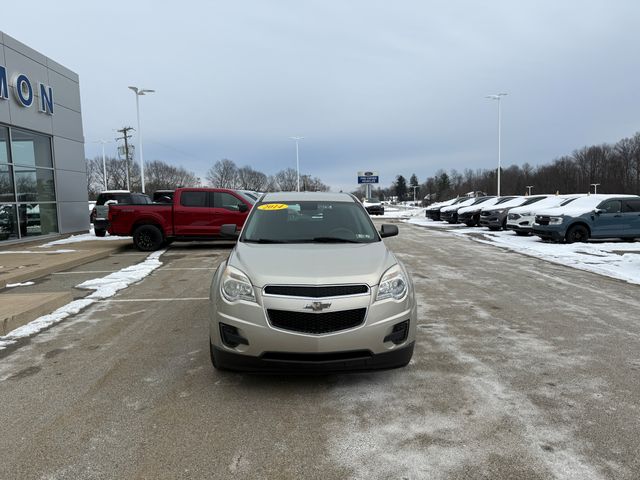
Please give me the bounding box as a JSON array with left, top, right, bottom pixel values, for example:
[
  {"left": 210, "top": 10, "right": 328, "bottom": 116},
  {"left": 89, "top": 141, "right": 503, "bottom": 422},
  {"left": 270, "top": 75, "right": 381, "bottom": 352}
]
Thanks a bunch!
[{"left": 209, "top": 192, "right": 417, "bottom": 373}]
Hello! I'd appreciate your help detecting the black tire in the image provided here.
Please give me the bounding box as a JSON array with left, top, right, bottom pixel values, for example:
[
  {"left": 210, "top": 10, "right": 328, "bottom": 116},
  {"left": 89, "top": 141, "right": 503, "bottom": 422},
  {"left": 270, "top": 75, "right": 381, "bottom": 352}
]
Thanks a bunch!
[
  {"left": 515, "top": 231, "right": 529, "bottom": 236},
  {"left": 133, "top": 224, "right": 164, "bottom": 251},
  {"left": 565, "top": 224, "right": 589, "bottom": 244},
  {"left": 488, "top": 226, "right": 500, "bottom": 231},
  {"left": 94, "top": 228, "right": 107, "bottom": 237}
]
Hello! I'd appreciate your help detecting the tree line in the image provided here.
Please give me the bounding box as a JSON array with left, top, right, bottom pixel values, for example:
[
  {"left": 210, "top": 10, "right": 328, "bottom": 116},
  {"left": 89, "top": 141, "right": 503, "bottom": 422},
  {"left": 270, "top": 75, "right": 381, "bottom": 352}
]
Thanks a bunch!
[
  {"left": 86, "top": 157, "right": 329, "bottom": 199},
  {"left": 367, "top": 131, "right": 640, "bottom": 203}
]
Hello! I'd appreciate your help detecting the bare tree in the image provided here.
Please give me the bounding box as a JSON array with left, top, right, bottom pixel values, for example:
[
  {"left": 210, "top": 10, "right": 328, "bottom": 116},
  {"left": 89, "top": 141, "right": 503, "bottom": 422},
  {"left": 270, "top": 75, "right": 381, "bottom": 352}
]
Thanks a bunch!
[
  {"left": 274, "top": 168, "right": 298, "bottom": 191},
  {"left": 237, "top": 166, "right": 267, "bottom": 191},
  {"left": 207, "top": 159, "right": 238, "bottom": 188},
  {"left": 145, "top": 160, "right": 199, "bottom": 193}
]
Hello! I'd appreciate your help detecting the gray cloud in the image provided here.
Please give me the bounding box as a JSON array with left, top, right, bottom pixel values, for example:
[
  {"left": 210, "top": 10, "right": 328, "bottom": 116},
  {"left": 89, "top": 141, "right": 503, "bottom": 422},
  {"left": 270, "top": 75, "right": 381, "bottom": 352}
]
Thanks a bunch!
[{"left": 4, "top": 0, "right": 639, "bottom": 191}]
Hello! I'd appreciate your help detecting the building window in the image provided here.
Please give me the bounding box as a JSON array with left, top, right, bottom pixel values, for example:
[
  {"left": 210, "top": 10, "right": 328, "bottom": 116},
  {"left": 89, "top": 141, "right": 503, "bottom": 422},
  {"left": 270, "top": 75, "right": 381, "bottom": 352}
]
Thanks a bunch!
[{"left": 0, "top": 125, "right": 58, "bottom": 242}]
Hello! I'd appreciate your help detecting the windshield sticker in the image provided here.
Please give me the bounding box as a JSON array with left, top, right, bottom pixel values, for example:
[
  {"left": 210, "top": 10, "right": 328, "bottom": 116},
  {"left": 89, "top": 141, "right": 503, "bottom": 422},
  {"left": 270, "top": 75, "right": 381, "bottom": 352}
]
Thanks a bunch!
[{"left": 257, "top": 203, "right": 289, "bottom": 211}]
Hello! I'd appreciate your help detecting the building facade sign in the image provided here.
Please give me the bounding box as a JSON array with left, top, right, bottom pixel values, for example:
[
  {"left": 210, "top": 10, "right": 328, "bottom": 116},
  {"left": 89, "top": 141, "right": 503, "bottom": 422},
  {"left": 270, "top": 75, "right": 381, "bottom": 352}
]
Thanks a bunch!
[{"left": 0, "top": 65, "right": 54, "bottom": 114}]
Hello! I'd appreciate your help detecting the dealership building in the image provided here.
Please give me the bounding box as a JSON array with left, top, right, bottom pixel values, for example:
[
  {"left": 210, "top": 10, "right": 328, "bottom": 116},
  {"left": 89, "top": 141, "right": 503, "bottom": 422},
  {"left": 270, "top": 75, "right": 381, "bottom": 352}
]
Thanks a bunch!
[{"left": 1, "top": 31, "right": 87, "bottom": 244}]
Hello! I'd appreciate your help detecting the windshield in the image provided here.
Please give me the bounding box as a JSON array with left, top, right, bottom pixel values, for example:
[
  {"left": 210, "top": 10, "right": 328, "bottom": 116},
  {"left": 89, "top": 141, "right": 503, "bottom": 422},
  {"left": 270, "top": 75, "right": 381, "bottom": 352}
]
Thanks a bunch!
[{"left": 241, "top": 201, "right": 380, "bottom": 244}]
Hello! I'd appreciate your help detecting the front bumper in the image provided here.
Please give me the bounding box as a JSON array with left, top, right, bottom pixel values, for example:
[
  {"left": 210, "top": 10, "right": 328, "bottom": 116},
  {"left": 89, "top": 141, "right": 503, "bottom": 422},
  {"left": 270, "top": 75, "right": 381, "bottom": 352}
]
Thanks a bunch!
[
  {"left": 211, "top": 341, "right": 414, "bottom": 373},
  {"left": 532, "top": 224, "right": 565, "bottom": 241},
  {"left": 209, "top": 274, "right": 417, "bottom": 372}
]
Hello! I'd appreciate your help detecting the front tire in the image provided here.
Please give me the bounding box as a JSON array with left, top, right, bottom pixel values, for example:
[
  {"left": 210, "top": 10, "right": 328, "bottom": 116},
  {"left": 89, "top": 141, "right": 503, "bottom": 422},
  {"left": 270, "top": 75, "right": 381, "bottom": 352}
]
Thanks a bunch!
[
  {"left": 94, "top": 228, "right": 107, "bottom": 237},
  {"left": 515, "top": 231, "right": 529, "bottom": 236},
  {"left": 565, "top": 225, "right": 589, "bottom": 244},
  {"left": 133, "top": 224, "right": 164, "bottom": 251}
]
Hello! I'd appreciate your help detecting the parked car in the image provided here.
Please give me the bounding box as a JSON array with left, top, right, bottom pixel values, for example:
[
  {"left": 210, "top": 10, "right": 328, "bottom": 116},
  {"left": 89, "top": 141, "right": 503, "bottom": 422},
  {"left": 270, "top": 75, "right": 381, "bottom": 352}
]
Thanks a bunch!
[
  {"left": 91, "top": 190, "right": 152, "bottom": 237},
  {"left": 440, "top": 196, "right": 494, "bottom": 224},
  {"left": 208, "top": 191, "right": 416, "bottom": 372},
  {"left": 108, "top": 188, "right": 252, "bottom": 250},
  {"left": 479, "top": 196, "right": 549, "bottom": 230},
  {"left": 458, "top": 196, "right": 515, "bottom": 227},
  {"left": 426, "top": 197, "right": 467, "bottom": 220},
  {"left": 363, "top": 197, "right": 385, "bottom": 215},
  {"left": 236, "top": 190, "right": 262, "bottom": 204},
  {"left": 506, "top": 195, "right": 584, "bottom": 236},
  {"left": 532, "top": 194, "right": 640, "bottom": 243}
]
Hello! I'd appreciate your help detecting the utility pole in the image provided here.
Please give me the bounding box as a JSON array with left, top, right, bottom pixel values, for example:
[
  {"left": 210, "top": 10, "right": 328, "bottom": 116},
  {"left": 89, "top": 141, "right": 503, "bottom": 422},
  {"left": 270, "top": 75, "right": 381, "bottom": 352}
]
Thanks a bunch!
[{"left": 116, "top": 127, "right": 135, "bottom": 191}]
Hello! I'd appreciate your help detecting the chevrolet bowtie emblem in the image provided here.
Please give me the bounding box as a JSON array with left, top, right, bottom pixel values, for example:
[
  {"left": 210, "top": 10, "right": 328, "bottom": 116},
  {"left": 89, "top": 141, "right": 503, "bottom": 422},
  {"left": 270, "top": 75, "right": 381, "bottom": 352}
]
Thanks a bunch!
[{"left": 304, "top": 301, "right": 332, "bottom": 312}]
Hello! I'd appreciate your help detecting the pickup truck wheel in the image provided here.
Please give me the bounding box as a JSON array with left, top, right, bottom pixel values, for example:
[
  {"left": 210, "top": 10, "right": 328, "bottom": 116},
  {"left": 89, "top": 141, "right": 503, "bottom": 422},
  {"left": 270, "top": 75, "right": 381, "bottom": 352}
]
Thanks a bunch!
[
  {"left": 565, "top": 225, "right": 589, "bottom": 244},
  {"left": 94, "top": 228, "right": 106, "bottom": 237},
  {"left": 133, "top": 225, "right": 164, "bottom": 251}
]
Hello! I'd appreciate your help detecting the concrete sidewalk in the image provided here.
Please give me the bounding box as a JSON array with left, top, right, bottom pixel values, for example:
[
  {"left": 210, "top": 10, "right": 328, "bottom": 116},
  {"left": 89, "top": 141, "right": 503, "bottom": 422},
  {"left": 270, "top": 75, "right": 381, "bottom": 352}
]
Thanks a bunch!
[{"left": 0, "top": 233, "right": 132, "bottom": 336}]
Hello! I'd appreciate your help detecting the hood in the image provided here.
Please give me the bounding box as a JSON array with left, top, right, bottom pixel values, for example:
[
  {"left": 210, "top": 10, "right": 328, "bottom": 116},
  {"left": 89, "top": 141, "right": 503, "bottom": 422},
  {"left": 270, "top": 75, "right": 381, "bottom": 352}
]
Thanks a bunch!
[
  {"left": 535, "top": 206, "right": 594, "bottom": 217},
  {"left": 228, "top": 241, "right": 397, "bottom": 288}
]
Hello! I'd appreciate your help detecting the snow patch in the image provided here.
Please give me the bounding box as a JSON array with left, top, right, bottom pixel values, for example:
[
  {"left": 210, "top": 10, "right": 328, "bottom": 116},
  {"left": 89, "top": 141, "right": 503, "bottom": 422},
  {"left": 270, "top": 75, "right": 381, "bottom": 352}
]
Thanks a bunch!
[
  {"left": 39, "top": 226, "right": 130, "bottom": 247},
  {"left": 5, "top": 281, "right": 35, "bottom": 288},
  {"left": 407, "top": 219, "right": 640, "bottom": 285},
  {"left": 0, "top": 249, "right": 76, "bottom": 254},
  {"left": 0, "top": 250, "right": 164, "bottom": 350}
]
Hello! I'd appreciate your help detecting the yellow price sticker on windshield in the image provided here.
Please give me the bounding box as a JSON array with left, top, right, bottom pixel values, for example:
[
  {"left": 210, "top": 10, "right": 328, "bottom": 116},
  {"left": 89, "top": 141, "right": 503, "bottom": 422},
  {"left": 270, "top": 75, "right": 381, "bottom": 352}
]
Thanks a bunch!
[{"left": 257, "top": 203, "right": 289, "bottom": 211}]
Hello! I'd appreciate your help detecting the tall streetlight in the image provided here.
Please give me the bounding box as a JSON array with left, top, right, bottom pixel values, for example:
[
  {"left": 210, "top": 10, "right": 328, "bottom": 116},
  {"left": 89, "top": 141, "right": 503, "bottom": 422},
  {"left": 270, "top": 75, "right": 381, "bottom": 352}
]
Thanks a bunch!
[
  {"left": 128, "top": 86, "right": 155, "bottom": 193},
  {"left": 289, "top": 136, "right": 304, "bottom": 192},
  {"left": 526, "top": 185, "right": 534, "bottom": 196},
  {"left": 93, "top": 139, "right": 111, "bottom": 190},
  {"left": 485, "top": 93, "right": 508, "bottom": 196}
]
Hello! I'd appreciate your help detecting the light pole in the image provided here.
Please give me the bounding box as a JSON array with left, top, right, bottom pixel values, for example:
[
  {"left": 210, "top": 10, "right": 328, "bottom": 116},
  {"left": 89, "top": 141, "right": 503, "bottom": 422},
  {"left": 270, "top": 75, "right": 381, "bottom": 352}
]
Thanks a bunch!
[
  {"left": 289, "top": 136, "right": 304, "bottom": 191},
  {"left": 128, "top": 86, "right": 155, "bottom": 193},
  {"left": 526, "top": 185, "right": 534, "bottom": 196},
  {"left": 93, "top": 139, "right": 111, "bottom": 190},
  {"left": 591, "top": 183, "right": 600, "bottom": 194},
  {"left": 485, "top": 93, "right": 508, "bottom": 196},
  {"left": 411, "top": 185, "right": 419, "bottom": 202}
]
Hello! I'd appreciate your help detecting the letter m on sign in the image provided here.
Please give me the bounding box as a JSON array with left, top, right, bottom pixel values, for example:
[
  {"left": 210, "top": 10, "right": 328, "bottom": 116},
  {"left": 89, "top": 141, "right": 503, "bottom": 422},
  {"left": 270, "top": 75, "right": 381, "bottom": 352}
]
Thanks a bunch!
[
  {"left": 38, "top": 83, "right": 54, "bottom": 114},
  {"left": 0, "top": 66, "right": 8, "bottom": 99}
]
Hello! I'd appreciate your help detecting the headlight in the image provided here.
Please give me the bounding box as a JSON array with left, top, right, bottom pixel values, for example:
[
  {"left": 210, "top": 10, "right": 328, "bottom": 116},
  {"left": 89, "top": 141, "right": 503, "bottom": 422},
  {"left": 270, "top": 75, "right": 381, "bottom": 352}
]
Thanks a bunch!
[
  {"left": 549, "top": 216, "right": 564, "bottom": 225},
  {"left": 221, "top": 265, "right": 256, "bottom": 303},
  {"left": 376, "top": 264, "right": 408, "bottom": 301},
  {"left": 495, "top": 209, "right": 505, "bottom": 214},
  {"left": 519, "top": 212, "right": 532, "bottom": 217}
]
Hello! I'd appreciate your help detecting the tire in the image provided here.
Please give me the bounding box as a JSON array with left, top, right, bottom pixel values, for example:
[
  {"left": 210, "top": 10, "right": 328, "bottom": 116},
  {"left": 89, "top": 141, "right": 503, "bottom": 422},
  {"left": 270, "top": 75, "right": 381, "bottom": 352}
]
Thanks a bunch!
[
  {"left": 133, "top": 224, "right": 164, "bottom": 251},
  {"left": 94, "top": 228, "right": 107, "bottom": 237},
  {"left": 515, "top": 231, "right": 529, "bottom": 236},
  {"left": 488, "top": 226, "right": 500, "bottom": 231},
  {"left": 565, "top": 224, "right": 589, "bottom": 244}
]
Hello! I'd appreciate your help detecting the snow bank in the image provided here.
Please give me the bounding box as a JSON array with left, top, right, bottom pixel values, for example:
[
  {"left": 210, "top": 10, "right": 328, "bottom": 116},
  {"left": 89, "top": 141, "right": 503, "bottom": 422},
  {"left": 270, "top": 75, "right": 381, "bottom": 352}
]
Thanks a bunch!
[
  {"left": 407, "top": 218, "right": 640, "bottom": 285},
  {"left": 39, "top": 226, "right": 130, "bottom": 247},
  {"left": 0, "top": 250, "right": 164, "bottom": 350},
  {"left": 377, "top": 206, "right": 426, "bottom": 219}
]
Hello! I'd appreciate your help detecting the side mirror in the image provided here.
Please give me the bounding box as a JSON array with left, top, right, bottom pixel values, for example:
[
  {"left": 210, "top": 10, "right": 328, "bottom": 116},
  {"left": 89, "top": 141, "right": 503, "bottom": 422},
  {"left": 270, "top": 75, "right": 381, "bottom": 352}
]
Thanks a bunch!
[
  {"left": 238, "top": 203, "right": 249, "bottom": 213},
  {"left": 594, "top": 208, "right": 605, "bottom": 215},
  {"left": 220, "top": 224, "right": 239, "bottom": 238},
  {"left": 379, "top": 224, "right": 399, "bottom": 238},
  {"left": 105, "top": 200, "right": 118, "bottom": 206}
]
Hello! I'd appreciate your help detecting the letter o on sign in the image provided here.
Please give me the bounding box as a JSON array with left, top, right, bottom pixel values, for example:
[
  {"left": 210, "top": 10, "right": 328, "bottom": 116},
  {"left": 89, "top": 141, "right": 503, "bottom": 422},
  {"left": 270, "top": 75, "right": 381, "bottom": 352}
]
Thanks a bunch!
[{"left": 13, "top": 74, "right": 34, "bottom": 107}]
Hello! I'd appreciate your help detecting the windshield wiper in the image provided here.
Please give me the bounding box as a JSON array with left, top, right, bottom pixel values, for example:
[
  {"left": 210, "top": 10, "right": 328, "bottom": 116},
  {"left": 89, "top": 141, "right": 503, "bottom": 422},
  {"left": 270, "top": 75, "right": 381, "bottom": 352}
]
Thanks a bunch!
[{"left": 310, "top": 237, "right": 361, "bottom": 243}]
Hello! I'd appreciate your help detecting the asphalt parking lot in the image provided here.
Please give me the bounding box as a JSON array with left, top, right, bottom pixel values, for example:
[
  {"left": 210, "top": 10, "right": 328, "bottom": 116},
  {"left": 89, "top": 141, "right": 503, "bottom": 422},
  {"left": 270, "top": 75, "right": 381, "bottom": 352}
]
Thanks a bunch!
[{"left": 1, "top": 221, "right": 640, "bottom": 479}]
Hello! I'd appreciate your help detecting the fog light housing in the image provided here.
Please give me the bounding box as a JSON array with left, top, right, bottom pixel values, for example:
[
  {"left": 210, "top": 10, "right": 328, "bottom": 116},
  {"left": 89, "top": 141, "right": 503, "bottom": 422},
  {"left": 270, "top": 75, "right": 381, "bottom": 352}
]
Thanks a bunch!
[
  {"left": 384, "top": 320, "right": 409, "bottom": 345},
  {"left": 219, "top": 323, "right": 249, "bottom": 348}
]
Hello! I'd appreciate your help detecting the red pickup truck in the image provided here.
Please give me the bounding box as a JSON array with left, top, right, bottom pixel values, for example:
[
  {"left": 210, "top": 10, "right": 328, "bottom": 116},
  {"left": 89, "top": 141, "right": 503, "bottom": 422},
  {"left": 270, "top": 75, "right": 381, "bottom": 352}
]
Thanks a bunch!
[{"left": 108, "top": 188, "right": 253, "bottom": 251}]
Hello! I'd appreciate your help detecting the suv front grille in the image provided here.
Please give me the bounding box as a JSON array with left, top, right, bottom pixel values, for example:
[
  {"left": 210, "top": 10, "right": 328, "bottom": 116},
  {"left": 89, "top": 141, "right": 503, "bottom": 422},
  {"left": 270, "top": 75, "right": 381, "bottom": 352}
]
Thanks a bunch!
[
  {"left": 264, "top": 285, "right": 369, "bottom": 298},
  {"left": 536, "top": 215, "right": 550, "bottom": 226},
  {"left": 267, "top": 308, "right": 366, "bottom": 334}
]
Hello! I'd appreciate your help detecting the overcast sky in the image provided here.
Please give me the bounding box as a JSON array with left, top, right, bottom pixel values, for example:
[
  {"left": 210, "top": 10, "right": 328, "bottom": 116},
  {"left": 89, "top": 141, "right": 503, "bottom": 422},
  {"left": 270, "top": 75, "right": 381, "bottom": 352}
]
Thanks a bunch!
[{"left": 3, "top": 1, "right": 640, "bottom": 191}]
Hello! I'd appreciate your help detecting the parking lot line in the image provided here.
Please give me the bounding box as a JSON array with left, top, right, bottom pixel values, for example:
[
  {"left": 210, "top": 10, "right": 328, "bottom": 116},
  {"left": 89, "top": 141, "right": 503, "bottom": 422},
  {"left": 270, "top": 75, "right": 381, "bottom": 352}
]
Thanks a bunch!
[{"left": 99, "top": 298, "right": 209, "bottom": 302}]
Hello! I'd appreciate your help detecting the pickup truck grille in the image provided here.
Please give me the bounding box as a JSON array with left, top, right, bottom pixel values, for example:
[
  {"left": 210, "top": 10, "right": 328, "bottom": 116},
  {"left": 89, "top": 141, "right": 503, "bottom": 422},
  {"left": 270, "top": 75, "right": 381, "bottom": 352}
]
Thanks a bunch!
[
  {"left": 263, "top": 285, "right": 369, "bottom": 298},
  {"left": 267, "top": 308, "right": 366, "bottom": 334}
]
